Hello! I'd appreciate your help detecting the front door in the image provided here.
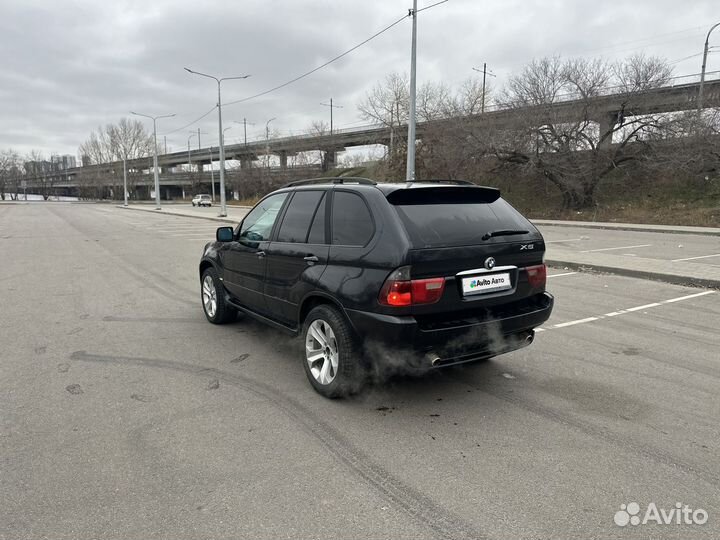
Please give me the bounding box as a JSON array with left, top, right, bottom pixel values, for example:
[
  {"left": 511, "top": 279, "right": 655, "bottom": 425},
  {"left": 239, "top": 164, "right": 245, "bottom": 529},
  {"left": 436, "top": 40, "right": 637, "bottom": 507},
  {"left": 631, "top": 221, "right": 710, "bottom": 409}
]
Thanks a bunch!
[{"left": 221, "top": 192, "right": 288, "bottom": 313}]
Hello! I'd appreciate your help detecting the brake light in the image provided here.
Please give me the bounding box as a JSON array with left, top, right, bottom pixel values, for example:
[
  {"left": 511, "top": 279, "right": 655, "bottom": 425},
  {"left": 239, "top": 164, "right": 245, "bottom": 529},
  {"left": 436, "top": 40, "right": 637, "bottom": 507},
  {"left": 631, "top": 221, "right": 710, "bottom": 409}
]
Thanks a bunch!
[
  {"left": 526, "top": 264, "right": 547, "bottom": 288},
  {"left": 379, "top": 267, "right": 445, "bottom": 307}
]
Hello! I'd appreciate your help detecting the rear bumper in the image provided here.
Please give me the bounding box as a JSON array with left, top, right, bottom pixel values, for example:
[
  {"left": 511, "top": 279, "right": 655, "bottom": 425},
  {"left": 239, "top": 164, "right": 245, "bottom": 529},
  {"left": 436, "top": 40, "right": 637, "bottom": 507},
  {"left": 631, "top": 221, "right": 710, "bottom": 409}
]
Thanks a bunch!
[{"left": 345, "top": 292, "right": 553, "bottom": 362}]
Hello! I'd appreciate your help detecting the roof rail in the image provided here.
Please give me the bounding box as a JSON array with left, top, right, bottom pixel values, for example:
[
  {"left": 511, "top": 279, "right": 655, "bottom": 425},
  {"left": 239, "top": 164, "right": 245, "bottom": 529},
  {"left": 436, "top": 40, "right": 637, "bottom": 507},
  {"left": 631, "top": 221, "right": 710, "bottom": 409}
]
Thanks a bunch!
[{"left": 283, "top": 177, "right": 377, "bottom": 188}]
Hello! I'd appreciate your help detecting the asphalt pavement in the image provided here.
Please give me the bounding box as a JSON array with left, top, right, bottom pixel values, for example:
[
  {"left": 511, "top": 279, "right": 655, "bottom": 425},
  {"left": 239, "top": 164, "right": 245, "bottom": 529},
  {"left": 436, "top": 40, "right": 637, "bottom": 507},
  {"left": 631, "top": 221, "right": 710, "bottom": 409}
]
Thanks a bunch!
[
  {"left": 124, "top": 202, "right": 720, "bottom": 287},
  {"left": 1, "top": 203, "right": 719, "bottom": 539}
]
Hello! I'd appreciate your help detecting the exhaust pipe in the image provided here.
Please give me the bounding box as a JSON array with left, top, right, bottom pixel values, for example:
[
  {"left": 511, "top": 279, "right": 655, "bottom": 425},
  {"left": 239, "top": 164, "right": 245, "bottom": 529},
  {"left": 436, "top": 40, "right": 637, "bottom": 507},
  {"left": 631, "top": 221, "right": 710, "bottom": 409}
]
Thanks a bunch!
[
  {"left": 525, "top": 331, "right": 535, "bottom": 344},
  {"left": 424, "top": 351, "right": 441, "bottom": 367}
]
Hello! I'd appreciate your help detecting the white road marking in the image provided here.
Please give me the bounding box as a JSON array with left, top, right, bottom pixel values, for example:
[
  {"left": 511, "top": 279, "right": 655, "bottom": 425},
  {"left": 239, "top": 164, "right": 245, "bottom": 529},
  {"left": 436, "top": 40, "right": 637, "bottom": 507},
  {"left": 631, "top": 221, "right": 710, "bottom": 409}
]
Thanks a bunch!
[
  {"left": 672, "top": 253, "right": 720, "bottom": 262},
  {"left": 547, "top": 272, "right": 578, "bottom": 278},
  {"left": 662, "top": 290, "right": 716, "bottom": 303},
  {"left": 553, "top": 317, "right": 599, "bottom": 328},
  {"left": 537, "top": 290, "right": 716, "bottom": 332},
  {"left": 580, "top": 244, "right": 652, "bottom": 253},
  {"left": 545, "top": 238, "right": 583, "bottom": 243}
]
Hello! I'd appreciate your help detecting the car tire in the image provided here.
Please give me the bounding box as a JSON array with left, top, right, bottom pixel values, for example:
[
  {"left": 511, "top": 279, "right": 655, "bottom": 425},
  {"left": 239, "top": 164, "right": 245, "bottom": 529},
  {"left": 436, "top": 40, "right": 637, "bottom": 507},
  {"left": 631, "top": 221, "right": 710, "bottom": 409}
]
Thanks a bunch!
[
  {"left": 201, "top": 267, "right": 236, "bottom": 324},
  {"left": 192, "top": 202, "right": 196, "bottom": 207},
  {"left": 302, "top": 305, "right": 364, "bottom": 398}
]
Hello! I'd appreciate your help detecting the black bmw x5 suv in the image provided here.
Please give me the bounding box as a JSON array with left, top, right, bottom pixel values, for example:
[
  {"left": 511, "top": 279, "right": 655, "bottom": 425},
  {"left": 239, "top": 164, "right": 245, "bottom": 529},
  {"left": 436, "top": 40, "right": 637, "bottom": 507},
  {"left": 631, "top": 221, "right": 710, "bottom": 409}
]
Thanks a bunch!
[{"left": 199, "top": 178, "right": 553, "bottom": 397}]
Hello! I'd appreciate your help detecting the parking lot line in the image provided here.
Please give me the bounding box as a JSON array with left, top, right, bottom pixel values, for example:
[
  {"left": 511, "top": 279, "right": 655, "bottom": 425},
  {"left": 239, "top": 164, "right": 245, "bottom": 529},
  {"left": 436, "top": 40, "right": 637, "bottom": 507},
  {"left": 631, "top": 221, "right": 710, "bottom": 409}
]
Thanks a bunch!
[
  {"left": 580, "top": 244, "right": 652, "bottom": 253},
  {"left": 539, "top": 290, "right": 716, "bottom": 332},
  {"left": 545, "top": 238, "right": 583, "bottom": 243},
  {"left": 547, "top": 272, "right": 578, "bottom": 278},
  {"left": 672, "top": 253, "right": 720, "bottom": 262}
]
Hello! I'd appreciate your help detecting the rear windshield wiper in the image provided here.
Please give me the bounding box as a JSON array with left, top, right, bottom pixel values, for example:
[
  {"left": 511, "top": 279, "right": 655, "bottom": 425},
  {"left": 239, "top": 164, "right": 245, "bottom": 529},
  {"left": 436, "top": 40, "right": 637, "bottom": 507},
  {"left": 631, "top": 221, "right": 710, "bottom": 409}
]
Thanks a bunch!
[{"left": 481, "top": 229, "right": 529, "bottom": 241}]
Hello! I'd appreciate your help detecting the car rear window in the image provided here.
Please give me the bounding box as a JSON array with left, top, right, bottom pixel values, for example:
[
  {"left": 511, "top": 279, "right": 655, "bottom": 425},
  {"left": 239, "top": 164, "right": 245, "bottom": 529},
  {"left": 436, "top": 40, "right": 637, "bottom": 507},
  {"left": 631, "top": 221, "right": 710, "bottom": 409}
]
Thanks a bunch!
[{"left": 389, "top": 188, "right": 533, "bottom": 248}]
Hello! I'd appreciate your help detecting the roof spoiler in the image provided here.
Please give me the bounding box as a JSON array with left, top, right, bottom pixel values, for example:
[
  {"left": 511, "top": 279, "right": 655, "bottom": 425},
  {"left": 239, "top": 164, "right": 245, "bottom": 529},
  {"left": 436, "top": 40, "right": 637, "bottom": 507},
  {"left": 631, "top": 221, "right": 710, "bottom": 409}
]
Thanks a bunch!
[{"left": 386, "top": 185, "right": 501, "bottom": 205}]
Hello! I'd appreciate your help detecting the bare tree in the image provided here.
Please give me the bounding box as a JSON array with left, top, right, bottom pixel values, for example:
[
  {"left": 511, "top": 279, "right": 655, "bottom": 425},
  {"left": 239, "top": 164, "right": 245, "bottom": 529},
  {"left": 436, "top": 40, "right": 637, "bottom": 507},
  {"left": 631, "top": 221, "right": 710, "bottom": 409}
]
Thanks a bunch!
[
  {"left": 78, "top": 118, "right": 152, "bottom": 199},
  {"left": 0, "top": 149, "right": 21, "bottom": 200},
  {"left": 491, "top": 54, "right": 676, "bottom": 208}
]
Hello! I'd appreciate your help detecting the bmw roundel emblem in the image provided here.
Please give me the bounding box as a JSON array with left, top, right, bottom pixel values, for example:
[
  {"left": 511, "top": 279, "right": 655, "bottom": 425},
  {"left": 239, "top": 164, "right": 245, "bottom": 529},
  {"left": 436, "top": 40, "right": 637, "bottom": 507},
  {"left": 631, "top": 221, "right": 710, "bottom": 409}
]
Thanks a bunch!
[{"left": 484, "top": 257, "right": 496, "bottom": 270}]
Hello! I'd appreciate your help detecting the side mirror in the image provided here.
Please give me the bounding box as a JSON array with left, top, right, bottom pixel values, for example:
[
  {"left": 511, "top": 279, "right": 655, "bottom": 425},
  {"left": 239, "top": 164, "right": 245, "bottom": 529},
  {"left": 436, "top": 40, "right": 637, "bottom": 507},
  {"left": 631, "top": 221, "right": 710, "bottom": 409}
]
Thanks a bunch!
[{"left": 216, "top": 226, "right": 234, "bottom": 242}]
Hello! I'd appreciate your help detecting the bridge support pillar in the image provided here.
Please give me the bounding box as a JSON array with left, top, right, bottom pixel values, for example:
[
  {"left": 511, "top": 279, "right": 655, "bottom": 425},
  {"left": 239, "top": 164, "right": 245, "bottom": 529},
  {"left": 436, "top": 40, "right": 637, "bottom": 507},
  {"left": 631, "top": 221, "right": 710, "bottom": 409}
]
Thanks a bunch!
[
  {"left": 597, "top": 113, "right": 618, "bottom": 149},
  {"left": 321, "top": 148, "right": 343, "bottom": 172},
  {"left": 279, "top": 151, "right": 288, "bottom": 170}
]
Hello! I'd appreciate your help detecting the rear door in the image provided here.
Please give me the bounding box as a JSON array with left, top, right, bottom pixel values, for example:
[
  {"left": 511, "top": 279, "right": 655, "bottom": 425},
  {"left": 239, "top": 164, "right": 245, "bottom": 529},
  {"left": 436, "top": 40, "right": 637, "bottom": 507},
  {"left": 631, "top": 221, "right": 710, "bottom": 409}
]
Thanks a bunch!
[
  {"left": 264, "top": 190, "right": 329, "bottom": 325},
  {"left": 388, "top": 186, "right": 545, "bottom": 313}
]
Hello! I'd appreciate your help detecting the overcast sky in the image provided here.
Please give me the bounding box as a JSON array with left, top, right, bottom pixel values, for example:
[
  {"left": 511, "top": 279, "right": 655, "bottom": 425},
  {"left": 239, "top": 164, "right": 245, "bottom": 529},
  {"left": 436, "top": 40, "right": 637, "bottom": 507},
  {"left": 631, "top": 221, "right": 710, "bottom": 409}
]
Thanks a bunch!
[{"left": 1, "top": 0, "right": 717, "bottom": 159}]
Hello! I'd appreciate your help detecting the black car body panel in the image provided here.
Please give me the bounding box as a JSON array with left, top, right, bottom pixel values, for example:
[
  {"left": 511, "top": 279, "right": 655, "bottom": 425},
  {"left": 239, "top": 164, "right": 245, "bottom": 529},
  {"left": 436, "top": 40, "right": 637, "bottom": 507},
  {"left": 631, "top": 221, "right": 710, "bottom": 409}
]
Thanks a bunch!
[{"left": 199, "top": 180, "right": 554, "bottom": 365}]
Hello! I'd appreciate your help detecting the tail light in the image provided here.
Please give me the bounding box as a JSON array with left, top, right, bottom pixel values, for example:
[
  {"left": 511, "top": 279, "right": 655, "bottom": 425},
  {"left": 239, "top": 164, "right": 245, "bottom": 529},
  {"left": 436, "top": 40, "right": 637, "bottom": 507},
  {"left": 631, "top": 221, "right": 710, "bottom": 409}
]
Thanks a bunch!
[
  {"left": 379, "top": 266, "right": 445, "bottom": 307},
  {"left": 526, "top": 264, "right": 547, "bottom": 288}
]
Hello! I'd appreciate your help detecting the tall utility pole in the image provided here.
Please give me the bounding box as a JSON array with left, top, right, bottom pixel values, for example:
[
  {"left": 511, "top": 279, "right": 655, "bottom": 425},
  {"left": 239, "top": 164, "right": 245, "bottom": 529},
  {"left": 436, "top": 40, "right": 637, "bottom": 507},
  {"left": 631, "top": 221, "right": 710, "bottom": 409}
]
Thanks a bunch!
[
  {"left": 130, "top": 111, "right": 175, "bottom": 210},
  {"left": 472, "top": 63, "right": 496, "bottom": 113},
  {"left": 698, "top": 22, "right": 720, "bottom": 112},
  {"left": 184, "top": 68, "right": 250, "bottom": 217},
  {"left": 320, "top": 98, "right": 343, "bottom": 135},
  {"left": 406, "top": 0, "right": 418, "bottom": 182},
  {"left": 197, "top": 128, "right": 202, "bottom": 149}
]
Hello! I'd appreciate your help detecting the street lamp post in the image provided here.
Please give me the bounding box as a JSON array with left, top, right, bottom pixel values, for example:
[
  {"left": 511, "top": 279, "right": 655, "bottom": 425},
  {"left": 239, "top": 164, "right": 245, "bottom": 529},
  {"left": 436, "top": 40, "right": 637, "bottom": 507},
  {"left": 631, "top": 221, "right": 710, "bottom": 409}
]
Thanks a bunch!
[
  {"left": 265, "top": 117, "right": 276, "bottom": 169},
  {"left": 406, "top": 0, "right": 418, "bottom": 182},
  {"left": 184, "top": 68, "right": 250, "bottom": 217},
  {"left": 698, "top": 22, "right": 720, "bottom": 112},
  {"left": 130, "top": 111, "right": 175, "bottom": 209},
  {"left": 187, "top": 132, "right": 196, "bottom": 171},
  {"left": 209, "top": 146, "right": 215, "bottom": 202},
  {"left": 122, "top": 157, "right": 128, "bottom": 207}
]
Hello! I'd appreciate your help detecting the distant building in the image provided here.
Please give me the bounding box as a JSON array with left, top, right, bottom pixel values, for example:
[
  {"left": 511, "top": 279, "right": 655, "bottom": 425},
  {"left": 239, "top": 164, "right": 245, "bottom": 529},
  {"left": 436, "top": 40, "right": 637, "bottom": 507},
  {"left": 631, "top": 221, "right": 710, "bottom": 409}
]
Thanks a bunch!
[{"left": 51, "top": 154, "right": 77, "bottom": 170}]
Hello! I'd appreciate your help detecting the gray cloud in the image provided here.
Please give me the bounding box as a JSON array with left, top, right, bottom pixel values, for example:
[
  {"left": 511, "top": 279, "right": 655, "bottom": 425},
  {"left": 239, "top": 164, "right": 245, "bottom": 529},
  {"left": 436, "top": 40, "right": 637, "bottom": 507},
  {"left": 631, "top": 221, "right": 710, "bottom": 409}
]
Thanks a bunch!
[{"left": 1, "top": 0, "right": 717, "bottom": 157}]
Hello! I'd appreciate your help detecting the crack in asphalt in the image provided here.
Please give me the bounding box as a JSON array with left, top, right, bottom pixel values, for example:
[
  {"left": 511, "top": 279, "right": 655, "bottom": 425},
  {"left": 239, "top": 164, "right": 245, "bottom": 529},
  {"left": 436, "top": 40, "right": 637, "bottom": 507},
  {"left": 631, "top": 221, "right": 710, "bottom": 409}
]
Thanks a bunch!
[{"left": 70, "top": 350, "right": 484, "bottom": 540}]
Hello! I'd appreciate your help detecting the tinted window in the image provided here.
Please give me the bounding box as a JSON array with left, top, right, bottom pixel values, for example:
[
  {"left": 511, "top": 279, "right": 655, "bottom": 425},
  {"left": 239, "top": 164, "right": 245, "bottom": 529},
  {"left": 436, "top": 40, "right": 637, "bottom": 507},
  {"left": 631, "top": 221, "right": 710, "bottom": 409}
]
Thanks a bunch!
[
  {"left": 393, "top": 196, "right": 533, "bottom": 248},
  {"left": 331, "top": 191, "right": 374, "bottom": 246},
  {"left": 276, "top": 191, "right": 324, "bottom": 243},
  {"left": 307, "top": 193, "right": 327, "bottom": 244},
  {"left": 239, "top": 193, "right": 287, "bottom": 243}
]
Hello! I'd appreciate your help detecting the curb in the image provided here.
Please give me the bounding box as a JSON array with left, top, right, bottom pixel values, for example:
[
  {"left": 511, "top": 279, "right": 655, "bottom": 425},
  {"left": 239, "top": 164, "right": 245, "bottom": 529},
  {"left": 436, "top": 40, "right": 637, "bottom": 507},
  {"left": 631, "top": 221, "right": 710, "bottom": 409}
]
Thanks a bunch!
[
  {"left": 532, "top": 220, "right": 720, "bottom": 237},
  {"left": 118, "top": 205, "right": 245, "bottom": 224},
  {"left": 546, "top": 258, "right": 720, "bottom": 289}
]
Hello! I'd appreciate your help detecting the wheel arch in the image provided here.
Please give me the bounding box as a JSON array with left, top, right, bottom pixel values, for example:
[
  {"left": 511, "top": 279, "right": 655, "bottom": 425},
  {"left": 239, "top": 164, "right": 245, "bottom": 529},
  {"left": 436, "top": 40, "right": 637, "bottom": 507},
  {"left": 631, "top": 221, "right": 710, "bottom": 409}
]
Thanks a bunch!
[
  {"left": 298, "top": 293, "right": 356, "bottom": 334},
  {"left": 199, "top": 258, "right": 217, "bottom": 280}
]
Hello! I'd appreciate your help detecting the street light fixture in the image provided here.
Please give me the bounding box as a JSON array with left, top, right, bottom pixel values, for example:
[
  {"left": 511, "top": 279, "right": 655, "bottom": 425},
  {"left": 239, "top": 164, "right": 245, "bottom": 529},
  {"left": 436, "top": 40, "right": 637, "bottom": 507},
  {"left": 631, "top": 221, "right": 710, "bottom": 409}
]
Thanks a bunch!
[
  {"left": 184, "top": 67, "right": 250, "bottom": 217},
  {"left": 698, "top": 21, "right": 720, "bottom": 112},
  {"left": 130, "top": 111, "right": 175, "bottom": 209}
]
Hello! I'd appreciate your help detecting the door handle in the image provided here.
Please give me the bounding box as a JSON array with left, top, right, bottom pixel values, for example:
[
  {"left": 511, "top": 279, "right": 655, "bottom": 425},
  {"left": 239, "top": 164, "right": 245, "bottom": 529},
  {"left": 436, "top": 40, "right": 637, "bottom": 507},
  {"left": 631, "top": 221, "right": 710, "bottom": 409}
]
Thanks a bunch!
[
  {"left": 256, "top": 251, "right": 266, "bottom": 258},
  {"left": 304, "top": 255, "right": 319, "bottom": 263}
]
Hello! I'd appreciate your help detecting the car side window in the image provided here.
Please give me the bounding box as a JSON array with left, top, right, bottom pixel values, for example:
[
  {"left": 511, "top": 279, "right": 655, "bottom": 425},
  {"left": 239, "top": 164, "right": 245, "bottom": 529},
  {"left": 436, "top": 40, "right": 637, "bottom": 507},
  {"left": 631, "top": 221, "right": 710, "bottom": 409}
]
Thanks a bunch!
[
  {"left": 331, "top": 191, "right": 374, "bottom": 246},
  {"left": 239, "top": 193, "right": 288, "bottom": 243},
  {"left": 276, "top": 191, "right": 324, "bottom": 243},
  {"left": 307, "top": 193, "right": 327, "bottom": 244}
]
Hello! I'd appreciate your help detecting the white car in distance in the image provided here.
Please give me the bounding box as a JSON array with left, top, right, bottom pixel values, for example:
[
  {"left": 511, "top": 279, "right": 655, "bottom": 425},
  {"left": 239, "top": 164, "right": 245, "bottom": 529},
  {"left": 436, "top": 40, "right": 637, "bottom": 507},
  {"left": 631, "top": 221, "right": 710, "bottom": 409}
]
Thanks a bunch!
[{"left": 192, "top": 194, "right": 212, "bottom": 207}]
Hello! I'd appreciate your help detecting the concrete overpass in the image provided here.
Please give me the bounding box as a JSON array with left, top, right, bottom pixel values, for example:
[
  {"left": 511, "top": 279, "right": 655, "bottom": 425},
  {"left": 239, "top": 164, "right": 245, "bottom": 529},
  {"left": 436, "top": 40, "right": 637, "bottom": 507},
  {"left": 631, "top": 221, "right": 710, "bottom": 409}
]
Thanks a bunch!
[{"left": 19, "top": 76, "right": 720, "bottom": 197}]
